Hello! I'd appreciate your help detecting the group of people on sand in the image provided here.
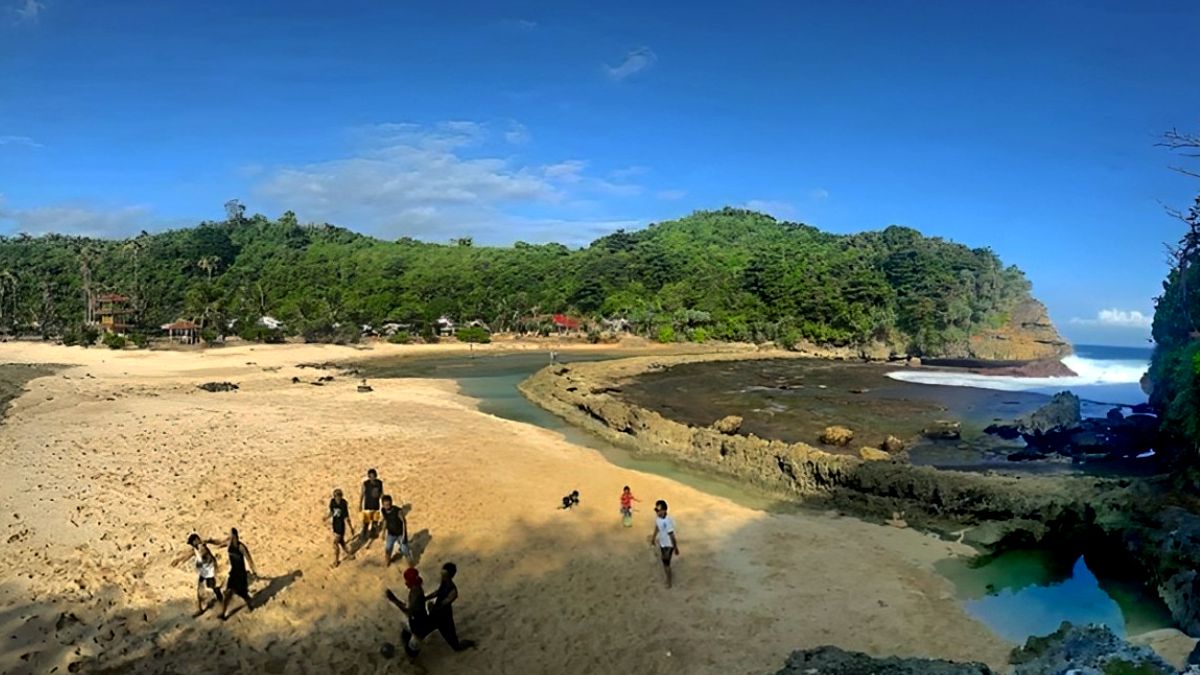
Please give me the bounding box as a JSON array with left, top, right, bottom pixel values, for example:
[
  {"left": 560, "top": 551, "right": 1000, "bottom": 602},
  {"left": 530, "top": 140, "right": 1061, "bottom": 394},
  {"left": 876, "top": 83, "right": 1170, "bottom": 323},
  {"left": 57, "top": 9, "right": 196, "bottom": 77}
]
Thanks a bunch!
[
  {"left": 173, "top": 529, "right": 257, "bottom": 620},
  {"left": 174, "top": 466, "right": 473, "bottom": 660}
]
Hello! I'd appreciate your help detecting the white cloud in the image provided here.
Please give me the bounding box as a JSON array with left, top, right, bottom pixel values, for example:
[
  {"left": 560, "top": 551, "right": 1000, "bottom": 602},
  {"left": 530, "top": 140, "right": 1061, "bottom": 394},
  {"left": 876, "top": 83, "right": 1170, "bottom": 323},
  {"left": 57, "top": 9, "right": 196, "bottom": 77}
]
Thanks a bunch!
[
  {"left": 742, "top": 199, "right": 796, "bottom": 218},
  {"left": 11, "top": 0, "right": 43, "bottom": 23},
  {"left": 605, "top": 47, "right": 657, "bottom": 81},
  {"left": 0, "top": 135, "right": 42, "bottom": 149},
  {"left": 0, "top": 197, "right": 157, "bottom": 238},
  {"left": 504, "top": 121, "right": 530, "bottom": 145},
  {"left": 1070, "top": 309, "right": 1154, "bottom": 329},
  {"left": 254, "top": 121, "right": 648, "bottom": 244},
  {"left": 808, "top": 188, "right": 830, "bottom": 201}
]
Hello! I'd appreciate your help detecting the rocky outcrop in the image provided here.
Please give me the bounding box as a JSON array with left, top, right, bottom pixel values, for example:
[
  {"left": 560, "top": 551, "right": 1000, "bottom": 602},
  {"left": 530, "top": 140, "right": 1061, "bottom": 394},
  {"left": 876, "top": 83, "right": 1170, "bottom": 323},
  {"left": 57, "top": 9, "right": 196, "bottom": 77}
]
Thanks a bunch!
[
  {"left": 773, "top": 646, "right": 994, "bottom": 675},
  {"left": 965, "top": 298, "right": 1072, "bottom": 361},
  {"left": 712, "top": 415, "right": 743, "bottom": 435},
  {"left": 985, "top": 392, "right": 1162, "bottom": 460},
  {"left": 882, "top": 435, "right": 906, "bottom": 453},
  {"left": 197, "top": 382, "right": 239, "bottom": 392},
  {"left": 1017, "top": 391, "right": 1082, "bottom": 435},
  {"left": 1010, "top": 622, "right": 1175, "bottom": 674},
  {"left": 859, "top": 447, "right": 891, "bottom": 461},
  {"left": 820, "top": 425, "right": 854, "bottom": 446}
]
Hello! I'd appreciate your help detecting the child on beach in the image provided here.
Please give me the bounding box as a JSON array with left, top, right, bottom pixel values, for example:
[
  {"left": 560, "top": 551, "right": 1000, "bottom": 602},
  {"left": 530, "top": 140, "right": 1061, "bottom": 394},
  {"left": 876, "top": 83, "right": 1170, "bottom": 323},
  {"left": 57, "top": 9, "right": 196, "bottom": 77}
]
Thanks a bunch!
[
  {"left": 360, "top": 468, "right": 384, "bottom": 544},
  {"left": 649, "top": 500, "right": 679, "bottom": 588},
  {"left": 620, "top": 486, "right": 639, "bottom": 527},
  {"left": 381, "top": 495, "right": 413, "bottom": 567},
  {"left": 173, "top": 533, "right": 224, "bottom": 617}
]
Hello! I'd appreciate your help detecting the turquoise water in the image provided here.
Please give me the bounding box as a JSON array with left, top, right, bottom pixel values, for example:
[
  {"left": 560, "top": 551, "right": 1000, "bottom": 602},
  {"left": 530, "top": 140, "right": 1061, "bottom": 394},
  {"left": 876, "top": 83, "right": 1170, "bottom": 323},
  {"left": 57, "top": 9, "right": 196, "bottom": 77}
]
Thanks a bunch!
[{"left": 937, "top": 549, "right": 1174, "bottom": 643}]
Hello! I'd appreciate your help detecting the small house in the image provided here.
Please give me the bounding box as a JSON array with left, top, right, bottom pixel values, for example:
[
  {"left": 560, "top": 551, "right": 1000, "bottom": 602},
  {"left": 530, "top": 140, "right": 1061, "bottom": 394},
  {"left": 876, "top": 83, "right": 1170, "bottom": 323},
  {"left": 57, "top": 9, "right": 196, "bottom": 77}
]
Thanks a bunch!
[
  {"left": 162, "top": 320, "right": 200, "bottom": 344},
  {"left": 435, "top": 316, "right": 456, "bottom": 336},
  {"left": 95, "top": 293, "right": 132, "bottom": 334}
]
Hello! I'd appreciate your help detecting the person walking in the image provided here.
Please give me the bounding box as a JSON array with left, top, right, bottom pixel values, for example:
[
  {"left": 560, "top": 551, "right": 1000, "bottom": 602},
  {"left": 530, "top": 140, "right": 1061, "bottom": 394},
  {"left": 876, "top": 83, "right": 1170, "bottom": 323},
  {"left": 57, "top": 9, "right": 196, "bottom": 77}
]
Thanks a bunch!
[
  {"left": 619, "top": 485, "right": 640, "bottom": 527},
  {"left": 217, "top": 527, "right": 257, "bottom": 620},
  {"left": 173, "top": 533, "right": 223, "bottom": 617},
  {"left": 327, "top": 488, "right": 356, "bottom": 567},
  {"left": 360, "top": 468, "right": 384, "bottom": 543},
  {"left": 424, "top": 562, "right": 476, "bottom": 651},
  {"left": 381, "top": 495, "right": 413, "bottom": 567},
  {"left": 649, "top": 500, "right": 679, "bottom": 588}
]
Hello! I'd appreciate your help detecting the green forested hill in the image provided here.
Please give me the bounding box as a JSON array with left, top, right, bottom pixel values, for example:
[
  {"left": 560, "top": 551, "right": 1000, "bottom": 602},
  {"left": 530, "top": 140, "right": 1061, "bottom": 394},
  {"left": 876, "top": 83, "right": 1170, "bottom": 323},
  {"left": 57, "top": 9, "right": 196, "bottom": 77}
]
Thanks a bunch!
[{"left": 0, "top": 207, "right": 1040, "bottom": 355}]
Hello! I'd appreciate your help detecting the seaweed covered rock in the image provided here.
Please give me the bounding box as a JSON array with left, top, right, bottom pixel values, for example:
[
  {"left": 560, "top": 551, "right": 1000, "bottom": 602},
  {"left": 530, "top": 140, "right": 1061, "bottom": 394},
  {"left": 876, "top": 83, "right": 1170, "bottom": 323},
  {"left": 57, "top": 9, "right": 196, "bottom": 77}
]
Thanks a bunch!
[
  {"left": 1010, "top": 622, "right": 1175, "bottom": 675},
  {"left": 820, "top": 425, "right": 854, "bottom": 446},
  {"left": 774, "top": 646, "right": 994, "bottom": 674}
]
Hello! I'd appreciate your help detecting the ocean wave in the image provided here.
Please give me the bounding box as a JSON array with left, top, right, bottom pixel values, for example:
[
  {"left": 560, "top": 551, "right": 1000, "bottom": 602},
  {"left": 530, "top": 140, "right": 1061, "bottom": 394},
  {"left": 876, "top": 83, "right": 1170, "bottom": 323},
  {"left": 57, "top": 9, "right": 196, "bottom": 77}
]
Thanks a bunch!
[{"left": 886, "top": 356, "right": 1148, "bottom": 392}]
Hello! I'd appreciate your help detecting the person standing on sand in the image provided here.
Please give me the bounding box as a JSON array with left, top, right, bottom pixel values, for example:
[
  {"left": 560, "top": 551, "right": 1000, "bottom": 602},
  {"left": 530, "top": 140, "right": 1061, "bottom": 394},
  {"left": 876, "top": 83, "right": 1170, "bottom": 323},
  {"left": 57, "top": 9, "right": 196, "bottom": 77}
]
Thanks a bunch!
[
  {"left": 327, "top": 488, "right": 356, "bottom": 567},
  {"left": 385, "top": 567, "right": 431, "bottom": 657},
  {"left": 360, "top": 468, "right": 384, "bottom": 543},
  {"left": 381, "top": 495, "right": 413, "bottom": 567},
  {"left": 215, "top": 528, "right": 257, "bottom": 620},
  {"left": 649, "top": 500, "right": 679, "bottom": 588},
  {"left": 620, "top": 485, "right": 639, "bottom": 526},
  {"left": 424, "top": 562, "right": 476, "bottom": 652},
  {"left": 173, "top": 533, "right": 223, "bottom": 617}
]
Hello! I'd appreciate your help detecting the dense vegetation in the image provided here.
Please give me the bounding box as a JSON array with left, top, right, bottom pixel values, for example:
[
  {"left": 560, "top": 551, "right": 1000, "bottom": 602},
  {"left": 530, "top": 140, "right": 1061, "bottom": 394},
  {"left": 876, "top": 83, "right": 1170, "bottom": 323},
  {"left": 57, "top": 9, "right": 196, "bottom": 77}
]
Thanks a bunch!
[
  {"left": 0, "top": 207, "right": 1036, "bottom": 355},
  {"left": 1148, "top": 192, "right": 1200, "bottom": 453}
]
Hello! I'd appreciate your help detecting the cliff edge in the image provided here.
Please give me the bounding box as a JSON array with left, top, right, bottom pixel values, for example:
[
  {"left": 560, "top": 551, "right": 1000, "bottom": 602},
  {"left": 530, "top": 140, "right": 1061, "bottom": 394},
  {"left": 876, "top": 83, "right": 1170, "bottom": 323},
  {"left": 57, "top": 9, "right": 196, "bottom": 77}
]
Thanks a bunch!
[{"left": 966, "top": 298, "right": 1071, "bottom": 361}]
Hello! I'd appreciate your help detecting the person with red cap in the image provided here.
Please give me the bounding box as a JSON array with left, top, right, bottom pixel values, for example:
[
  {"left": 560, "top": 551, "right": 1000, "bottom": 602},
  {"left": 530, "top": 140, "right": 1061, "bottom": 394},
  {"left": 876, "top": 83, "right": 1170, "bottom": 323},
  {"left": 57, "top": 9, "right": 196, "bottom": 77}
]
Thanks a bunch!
[{"left": 385, "top": 567, "right": 431, "bottom": 657}]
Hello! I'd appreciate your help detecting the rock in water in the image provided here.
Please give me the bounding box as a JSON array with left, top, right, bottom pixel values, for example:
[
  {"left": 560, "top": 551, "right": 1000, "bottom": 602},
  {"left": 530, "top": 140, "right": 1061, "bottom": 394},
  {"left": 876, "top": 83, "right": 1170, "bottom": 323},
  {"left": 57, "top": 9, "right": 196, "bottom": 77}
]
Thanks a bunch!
[
  {"left": 711, "top": 415, "right": 743, "bottom": 435},
  {"left": 1010, "top": 622, "right": 1174, "bottom": 675},
  {"left": 882, "top": 435, "right": 906, "bottom": 453},
  {"left": 859, "top": 447, "right": 891, "bottom": 461},
  {"left": 923, "top": 420, "right": 961, "bottom": 440},
  {"left": 819, "top": 425, "right": 854, "bottom": 446},
  {"left": 774, "top": 646, "right": 994, "bottom": 675},
  {"left": 1017, "top": 391, "right": 1081, "bottom": 435}
]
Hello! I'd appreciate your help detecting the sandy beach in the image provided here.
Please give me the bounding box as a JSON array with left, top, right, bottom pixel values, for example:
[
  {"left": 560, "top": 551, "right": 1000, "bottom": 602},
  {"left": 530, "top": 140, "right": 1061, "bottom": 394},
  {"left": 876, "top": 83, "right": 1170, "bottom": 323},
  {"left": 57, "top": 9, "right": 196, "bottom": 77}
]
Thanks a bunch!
[{"left": 0, "top": 340, "right": 1011, "bottom": 674}]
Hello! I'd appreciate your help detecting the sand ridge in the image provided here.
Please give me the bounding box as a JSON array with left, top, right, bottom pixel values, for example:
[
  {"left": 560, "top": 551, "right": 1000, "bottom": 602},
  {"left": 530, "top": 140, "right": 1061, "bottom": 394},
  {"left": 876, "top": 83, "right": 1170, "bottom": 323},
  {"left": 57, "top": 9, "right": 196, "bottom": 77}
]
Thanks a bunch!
[{"left": 0, "top": 341, "right": 1010, "bottom": 674}]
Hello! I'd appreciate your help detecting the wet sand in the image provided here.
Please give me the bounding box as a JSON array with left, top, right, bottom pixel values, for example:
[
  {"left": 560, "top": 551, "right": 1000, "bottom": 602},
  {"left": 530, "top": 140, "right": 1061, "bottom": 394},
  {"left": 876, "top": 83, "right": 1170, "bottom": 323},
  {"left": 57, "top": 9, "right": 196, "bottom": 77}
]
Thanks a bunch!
[{"left": 0, "top": 341, "right": 1010, "bottom": 674}]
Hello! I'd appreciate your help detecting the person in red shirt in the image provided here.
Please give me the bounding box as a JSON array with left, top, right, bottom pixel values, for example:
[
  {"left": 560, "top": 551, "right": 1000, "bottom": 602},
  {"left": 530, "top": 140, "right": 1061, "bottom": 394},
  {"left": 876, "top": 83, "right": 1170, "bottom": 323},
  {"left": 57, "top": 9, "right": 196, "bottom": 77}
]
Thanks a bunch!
[{"left": 619, "top": 485, "right": 639, "bottom": 527}]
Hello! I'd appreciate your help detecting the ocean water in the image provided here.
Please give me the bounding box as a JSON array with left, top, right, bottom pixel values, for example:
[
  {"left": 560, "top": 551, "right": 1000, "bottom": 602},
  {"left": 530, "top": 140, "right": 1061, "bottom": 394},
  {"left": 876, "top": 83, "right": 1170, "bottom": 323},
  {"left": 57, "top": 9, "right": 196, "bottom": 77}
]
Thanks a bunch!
[{"left": 886, "top": 344, "right": 1153, "bottom": 415}]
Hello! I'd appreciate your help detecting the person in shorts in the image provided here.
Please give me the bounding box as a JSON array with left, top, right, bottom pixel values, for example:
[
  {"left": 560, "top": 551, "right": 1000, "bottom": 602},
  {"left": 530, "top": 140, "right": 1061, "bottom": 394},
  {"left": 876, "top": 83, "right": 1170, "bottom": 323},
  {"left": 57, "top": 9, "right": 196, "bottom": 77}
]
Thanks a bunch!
[
  {"left": 360, "top": 468, "right": 384, "bottom": 543},
  {"left": 327, "top": 488, "right": 356, "bottom": 567},
  {"left": 381, "top": 495, "right": 413, "bottom": 567},
  {"left": 649, "top": 500, "right": 679, "bottom": 588},
  {"left": 173, "top": 533, "right": 224, "bottom": 616}
]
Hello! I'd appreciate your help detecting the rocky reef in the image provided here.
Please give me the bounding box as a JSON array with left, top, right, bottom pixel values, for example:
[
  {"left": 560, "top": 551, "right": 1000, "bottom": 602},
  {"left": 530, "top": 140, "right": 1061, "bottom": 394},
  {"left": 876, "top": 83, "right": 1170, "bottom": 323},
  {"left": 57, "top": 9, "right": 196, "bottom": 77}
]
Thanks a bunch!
[
  {"left": 985, "top": 391, "right": 1164, "bottom": 461},
  {"left": 773, "top": 623, "right": 1191, "bottom": 674}
]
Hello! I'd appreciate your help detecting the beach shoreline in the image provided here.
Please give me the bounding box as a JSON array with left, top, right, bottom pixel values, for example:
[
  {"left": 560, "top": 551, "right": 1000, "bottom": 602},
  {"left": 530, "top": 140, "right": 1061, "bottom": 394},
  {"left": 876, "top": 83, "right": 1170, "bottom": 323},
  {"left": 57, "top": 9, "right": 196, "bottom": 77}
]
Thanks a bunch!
[{"left": 0, "top": 340, "right": 1014, "bottom": 674}]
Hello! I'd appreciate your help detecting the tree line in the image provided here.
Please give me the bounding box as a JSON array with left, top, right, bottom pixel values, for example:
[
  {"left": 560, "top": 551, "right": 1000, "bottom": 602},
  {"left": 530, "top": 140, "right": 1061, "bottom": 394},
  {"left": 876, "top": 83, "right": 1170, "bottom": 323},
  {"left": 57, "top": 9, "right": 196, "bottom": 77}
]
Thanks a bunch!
[{"left": 0, "top": 207, "right": 1036, "bottom": 355}]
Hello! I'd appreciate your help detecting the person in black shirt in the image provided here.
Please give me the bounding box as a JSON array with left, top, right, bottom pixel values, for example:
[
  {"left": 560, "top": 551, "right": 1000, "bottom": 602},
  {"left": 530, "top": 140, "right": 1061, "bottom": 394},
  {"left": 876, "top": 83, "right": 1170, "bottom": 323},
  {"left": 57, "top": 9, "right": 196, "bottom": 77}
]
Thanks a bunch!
[
  {"left": 215, "top": 527, "right": 257, "bottom": 620},
  {"left": 424, "top": 562, "right": 476, "bottom": 651},
  {"left": 380, "top": 494, "right": 412, "bottom": 567},
  {"left": 326, "top": 488, "right": 356, "bottom": 567},
  {"left": 360, "top": 468, "right": 384, "bottom": 543}
]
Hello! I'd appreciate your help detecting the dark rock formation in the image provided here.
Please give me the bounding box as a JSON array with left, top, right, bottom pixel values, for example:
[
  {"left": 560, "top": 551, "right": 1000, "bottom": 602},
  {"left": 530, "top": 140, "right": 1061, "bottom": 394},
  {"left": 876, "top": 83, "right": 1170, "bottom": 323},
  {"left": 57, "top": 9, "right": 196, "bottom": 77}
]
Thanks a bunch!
[
  {"left": 712, "top": 415, "right": 743, "bottom": 435},
  {"left": 967, "top": 359, "right": 1077, "bottom": 378},
  {"left": 1019, "top": 391, "right": 1082, "bottom": 435},
  {"left": 1010, "top": 622, "right": 1175, "bottom": 674},
  {"left": 197, "top": 382, "right": 238, "bottom": 392},
  {"left": 773, "top": 646, "right": 994, "bottom": 675}
]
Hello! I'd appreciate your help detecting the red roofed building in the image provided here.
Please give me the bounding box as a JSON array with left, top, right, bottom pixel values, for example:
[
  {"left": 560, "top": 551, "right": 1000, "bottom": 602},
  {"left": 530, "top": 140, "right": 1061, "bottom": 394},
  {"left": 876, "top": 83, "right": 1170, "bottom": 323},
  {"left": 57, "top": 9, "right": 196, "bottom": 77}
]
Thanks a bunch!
[
  {"left": 552, "top": 314, "right": 581, "bottom": 332},
  {"left": 162, "top": 320, "right": 200, "bottom": 344}
]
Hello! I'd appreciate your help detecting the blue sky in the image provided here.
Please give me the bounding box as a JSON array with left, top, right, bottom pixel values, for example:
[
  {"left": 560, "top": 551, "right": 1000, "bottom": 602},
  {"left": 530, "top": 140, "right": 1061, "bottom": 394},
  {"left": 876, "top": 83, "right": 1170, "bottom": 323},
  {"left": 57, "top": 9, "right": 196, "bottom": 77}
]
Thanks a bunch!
[{"left": 2, "top": 0, "right": 1198, "bottom": 347}]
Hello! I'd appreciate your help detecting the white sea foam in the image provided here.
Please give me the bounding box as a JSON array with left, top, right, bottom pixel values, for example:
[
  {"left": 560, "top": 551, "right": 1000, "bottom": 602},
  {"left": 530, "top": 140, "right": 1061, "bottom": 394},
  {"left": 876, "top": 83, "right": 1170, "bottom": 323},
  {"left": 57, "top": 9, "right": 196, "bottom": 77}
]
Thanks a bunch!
[{"left": 885, "top": 356, "right": 1148, "bottom": 392}]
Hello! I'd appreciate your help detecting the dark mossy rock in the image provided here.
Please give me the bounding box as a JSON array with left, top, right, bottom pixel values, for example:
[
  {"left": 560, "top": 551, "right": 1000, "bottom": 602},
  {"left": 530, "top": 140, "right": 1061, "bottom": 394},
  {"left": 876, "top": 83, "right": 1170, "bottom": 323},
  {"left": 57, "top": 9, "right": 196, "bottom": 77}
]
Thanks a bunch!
[{"left": 774, "top": 646, "right": 994, "bottom": 675}]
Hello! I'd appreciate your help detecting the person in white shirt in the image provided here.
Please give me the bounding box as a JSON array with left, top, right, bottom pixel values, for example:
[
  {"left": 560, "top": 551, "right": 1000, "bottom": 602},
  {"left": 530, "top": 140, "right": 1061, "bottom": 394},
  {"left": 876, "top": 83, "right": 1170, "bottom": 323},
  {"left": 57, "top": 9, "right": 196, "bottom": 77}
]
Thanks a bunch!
[{"left": 649, "top": 500, "right": 679, "bottom": 588}]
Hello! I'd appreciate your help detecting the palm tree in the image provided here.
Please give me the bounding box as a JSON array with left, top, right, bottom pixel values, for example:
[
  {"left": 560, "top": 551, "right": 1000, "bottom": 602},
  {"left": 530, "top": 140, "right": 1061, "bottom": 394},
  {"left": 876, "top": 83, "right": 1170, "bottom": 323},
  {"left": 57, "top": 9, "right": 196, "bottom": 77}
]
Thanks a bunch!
[{"left": 197, "top": 256, "right": 220, "bottom": 282}]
